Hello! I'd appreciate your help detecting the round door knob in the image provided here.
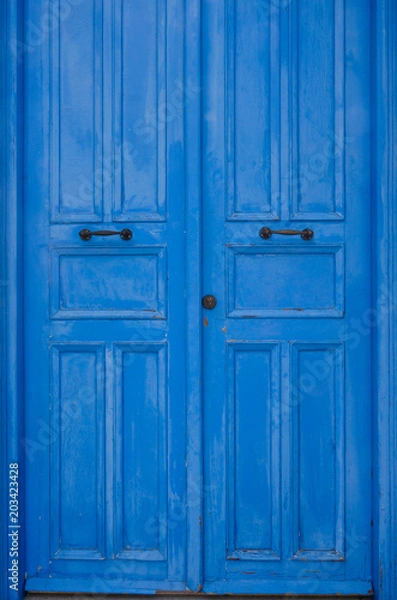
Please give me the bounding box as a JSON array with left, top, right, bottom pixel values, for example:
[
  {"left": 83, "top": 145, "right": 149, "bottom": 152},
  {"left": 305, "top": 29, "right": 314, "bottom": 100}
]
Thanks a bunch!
[{"left": 202, "top": 295, "right": 217, "bottom": 309}]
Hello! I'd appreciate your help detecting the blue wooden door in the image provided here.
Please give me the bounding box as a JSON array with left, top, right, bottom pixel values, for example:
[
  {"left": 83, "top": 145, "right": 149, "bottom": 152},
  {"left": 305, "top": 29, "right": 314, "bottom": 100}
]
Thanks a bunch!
[
  {"left": 23, "top": 0, "right": 373, "bottom": 596},
  {"left": 24, "top": 0, "right": 189, "bottom": 593},
  {"left": 202, "top": 0, "right": 372, "bottom": 596}
]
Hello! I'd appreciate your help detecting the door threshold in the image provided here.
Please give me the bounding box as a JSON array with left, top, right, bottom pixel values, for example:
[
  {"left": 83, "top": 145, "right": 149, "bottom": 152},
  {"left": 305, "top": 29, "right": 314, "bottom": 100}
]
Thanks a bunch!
[{"left": 24, "top": 595, "right": 373, "bottom": 600}]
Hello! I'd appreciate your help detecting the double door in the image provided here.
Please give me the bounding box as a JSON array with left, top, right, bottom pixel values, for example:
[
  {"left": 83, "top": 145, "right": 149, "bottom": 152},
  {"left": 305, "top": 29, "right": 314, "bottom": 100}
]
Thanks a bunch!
[{"left": 24, "top": 0, "right": 372, "bottom": 595}]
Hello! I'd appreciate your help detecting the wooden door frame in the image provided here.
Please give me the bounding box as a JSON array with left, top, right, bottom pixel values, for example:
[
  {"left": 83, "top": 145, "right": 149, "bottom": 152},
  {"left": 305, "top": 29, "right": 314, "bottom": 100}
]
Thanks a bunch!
[
  {"left": 0, "top": 1, "right": 395, "bottom": 598},
  {"left": 0, "top": 1, "right": 25, "bottom": 599},
  {"left": 372, "top": 1, "right": 397, "bottom": 597}
]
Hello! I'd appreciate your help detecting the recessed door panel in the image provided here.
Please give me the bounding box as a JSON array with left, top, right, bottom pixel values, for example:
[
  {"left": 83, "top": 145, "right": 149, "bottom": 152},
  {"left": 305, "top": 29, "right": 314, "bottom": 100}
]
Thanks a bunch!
[
  {"left": 113, "top": 343, "right": 168, "bottom": 561},
  {"left": 291, "top": 343, "right": 345, "bottom": 561},
  {"left": 226, "top": 0, "right": 280, "bottom": 220},
  {"left": 112, "top": 0, "right": 167, "bottom": 222},
  {"left": 227, "top": 245, "right": 344, "bottom": 317},
  {"left": 289, "top": 0, "right": 345, "bottom": 220},
  {"left": 227, "top": 343, "right": 281, "bottom": 561},
  {"left": 49, "top": 344, "right": 105, "bottom": 561},
  {"left": 51, "top": 247, "right": 167, "bottom": 319},
  {"left": 50, "top": 0, "right": 103, "bottom": 223}
]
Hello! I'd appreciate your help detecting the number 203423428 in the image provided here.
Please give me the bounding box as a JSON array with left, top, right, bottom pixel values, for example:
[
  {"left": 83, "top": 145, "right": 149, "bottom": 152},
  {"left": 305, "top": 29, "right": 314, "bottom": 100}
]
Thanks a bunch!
[{"left": 8, "top": 463, "right": 20, "bottom": 593}]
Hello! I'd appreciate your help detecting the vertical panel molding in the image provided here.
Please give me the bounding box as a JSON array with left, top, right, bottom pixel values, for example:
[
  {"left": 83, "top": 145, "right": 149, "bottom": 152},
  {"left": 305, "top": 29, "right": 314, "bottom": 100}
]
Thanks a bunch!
[
  {"left": 185, "top": 0, "right": 203, "bottom": 588},
  {"left": 0, "top": 0, "right": 25, "bottom": 598},
  {"left": 374, "top": 0, "right": 397, "bottom": 597}
]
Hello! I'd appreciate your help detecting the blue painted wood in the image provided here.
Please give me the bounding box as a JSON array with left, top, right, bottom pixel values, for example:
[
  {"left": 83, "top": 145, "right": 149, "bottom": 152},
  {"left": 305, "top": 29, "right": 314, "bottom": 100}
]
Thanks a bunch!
[
  {"left": 202, "top": 0, "right": 373, "bottom": 593},
  {"left": 24, "top": 577, "right": 184, "bottom": 594},
  {"left": 227, "top": 343, "right": 281, "bottom": 561},
  {"left": 49, "top": 344, "right": 106, "bottom": 561},
  {"left": 289, "top": 0, "right": 345, "bottom": 220},
  {"left": 225, "top": 0, "right": 279, "bottom": 221},
  {"left": 227, "top": 244, "right": 345, "bottom": 318},
  {"left": 112, "top": 1, "right": 167, "bottom": 223},
  {"left": 2, "top": 0, "right": 396, "bottom": 598},
  {"left": 24, "top": 576, "right": 373, "bottom": 597},
  {"left": 291, "top": 343, "right": 345, "bottom": 561},
  {"left": 203, "top": 580, "right": 374, "bottom": 596},
  {"left": 184, "top": 0, "right": 203, "bottom": 591},
  {"left": 49, "top": 0, "right": 103, "bottom": 223},
  {"left": 0, "top": 1, "right": 25, "bottom": 599},
  {"left": 50, "top": 246, "right": 167, "bottom": 319},
  {"left": 24, "top": 0, "right": 188, "bottom": 592},
  {"left": 373, "top": 1, "right": 397, "bottom": 598},
  {"left": 113, "top": 343, "right": 168, "bottom": 562}
]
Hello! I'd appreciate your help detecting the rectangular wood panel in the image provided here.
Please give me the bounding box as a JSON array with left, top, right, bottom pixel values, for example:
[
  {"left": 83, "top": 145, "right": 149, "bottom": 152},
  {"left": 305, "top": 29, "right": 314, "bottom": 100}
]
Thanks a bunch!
[
  {"left": 112, "top": 0, "right": 167, "bottom": 221},
  {"left": 227, "top": 343, "right": 281, "bottom": 560},
  {"left": 50, "top": 0, "right": 103, "bottom": 222},
  {"left": 114, "top": 343, "right": 167, "bottom": 561},
  {"left": 227, "top": 245, "right": 344, "bottom": 318},
  {"left": 289, "top": 0, "right": 345, "bottom": 220},
  {"left": 50, "top": 247, "right": 167, "bottom": 319},
  {"left": 291, "top": 343, "right": 345, "bottom": 560},
  {"left": 50, "top": 344, "right": 105, "bottom": 560},
  {"left": 226, "top": 0, "right": 280, "bottom": 220}
]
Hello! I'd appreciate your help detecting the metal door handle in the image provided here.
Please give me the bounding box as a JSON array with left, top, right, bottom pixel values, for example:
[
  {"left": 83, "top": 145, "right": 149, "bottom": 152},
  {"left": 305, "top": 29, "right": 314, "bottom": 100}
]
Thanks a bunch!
[
  {"left": 259, "top": 227, "right": 314, "bottom": 240},
  {"left": 79, "top": 228, "right": 133, "bottom": 241}
]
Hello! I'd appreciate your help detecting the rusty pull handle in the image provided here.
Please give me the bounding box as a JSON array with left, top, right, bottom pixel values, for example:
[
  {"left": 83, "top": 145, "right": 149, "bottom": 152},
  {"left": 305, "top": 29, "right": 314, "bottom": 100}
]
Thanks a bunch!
[
  {"left": 79, "top": 228, "right": 133, "bottom": 241},
  {"left": 259, "top": 227, "right": 314, "bottom": 241}
]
